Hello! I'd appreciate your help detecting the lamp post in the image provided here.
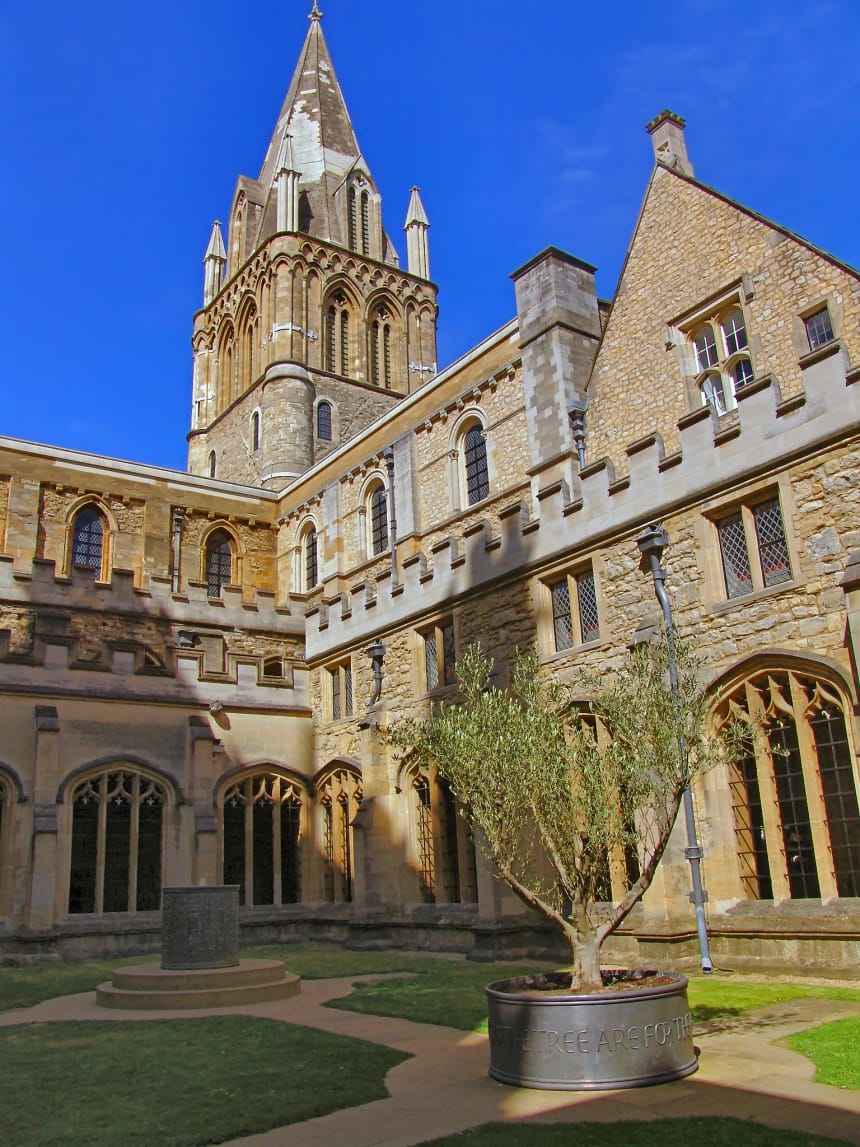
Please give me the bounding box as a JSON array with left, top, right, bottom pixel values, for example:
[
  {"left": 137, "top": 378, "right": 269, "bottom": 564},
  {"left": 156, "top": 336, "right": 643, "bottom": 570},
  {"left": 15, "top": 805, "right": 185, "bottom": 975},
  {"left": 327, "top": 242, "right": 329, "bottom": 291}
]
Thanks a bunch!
[
  {"left": 366, "top": 638, "right": 386, "bottom": 706},
  {"left": 636, "top": 523, "right": 713, "bottom": 975},
  {"left": 569, "top": 401, "right": 587, "bottom": 469}
]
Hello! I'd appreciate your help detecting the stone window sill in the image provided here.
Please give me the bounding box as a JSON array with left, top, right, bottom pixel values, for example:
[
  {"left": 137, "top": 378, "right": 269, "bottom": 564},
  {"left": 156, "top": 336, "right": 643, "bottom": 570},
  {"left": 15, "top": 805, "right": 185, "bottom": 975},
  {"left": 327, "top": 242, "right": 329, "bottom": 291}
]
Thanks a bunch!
[{"left": 706, "top": 577, "right": 801, "bottom": 618}]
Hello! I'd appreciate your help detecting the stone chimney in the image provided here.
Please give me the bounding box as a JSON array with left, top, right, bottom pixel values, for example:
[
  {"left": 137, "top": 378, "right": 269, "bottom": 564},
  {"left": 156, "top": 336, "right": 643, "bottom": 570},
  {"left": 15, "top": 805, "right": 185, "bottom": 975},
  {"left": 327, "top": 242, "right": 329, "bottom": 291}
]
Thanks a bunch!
[{"left": 646, "top": 110, "right": 694, "bottom": 177}]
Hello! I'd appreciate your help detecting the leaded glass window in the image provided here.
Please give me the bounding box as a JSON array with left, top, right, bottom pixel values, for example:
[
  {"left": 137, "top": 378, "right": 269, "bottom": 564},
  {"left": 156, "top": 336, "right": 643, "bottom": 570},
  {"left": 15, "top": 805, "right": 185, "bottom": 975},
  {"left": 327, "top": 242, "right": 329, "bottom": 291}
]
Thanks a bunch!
[
  {"left": 754, "top": 498, "right": 791, "bottom": 587},
  {"left": 206, "top": 529, "right": 233, "bottom": 597},
  {"left": 72, "top": 508, "right": 104, "bottom": 572},
  {"left": 304, "top": 527, "right": 318, "bottom": 591},
  {"left": 464, "top": 425, "right": 489, "bottom": 506},
  {"left": 718, "top": 512, "right": 753, "bottom": 598},
  {"left": 716, "top": 496, "right": 791, "bottom": 600},
  {"left": 548, "top": 566, "right": 600, "bottom": 651},
  {"left": 370, "top": 486, "right": 388, "bottom": 555}
]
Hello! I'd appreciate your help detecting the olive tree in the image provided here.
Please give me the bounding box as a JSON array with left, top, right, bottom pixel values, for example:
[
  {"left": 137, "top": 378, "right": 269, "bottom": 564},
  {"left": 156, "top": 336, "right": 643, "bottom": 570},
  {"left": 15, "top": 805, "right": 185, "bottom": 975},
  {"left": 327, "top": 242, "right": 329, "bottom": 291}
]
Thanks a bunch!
[{"left": 391, "top": 635, "right": 730, "bottom": 992}]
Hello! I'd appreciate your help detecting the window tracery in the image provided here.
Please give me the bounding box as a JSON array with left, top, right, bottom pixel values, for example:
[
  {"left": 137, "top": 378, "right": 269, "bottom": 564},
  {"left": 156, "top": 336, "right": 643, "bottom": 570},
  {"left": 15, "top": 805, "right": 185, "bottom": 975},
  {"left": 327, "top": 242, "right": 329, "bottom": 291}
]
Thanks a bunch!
[
  {"left": 68, "top": 769, "right": 166, "bottom": 915},
  {"left": 221, "top": 772, "right": 303, "bottom": 906},
  {"left": 714, "top": 668, "right": 860, "bottom": 901},
  {"left": 689, "top": 305, "right": 754, "bottom": 415},
  {"left": 319, "top": 768, "right": 362, "bottom": 903}
]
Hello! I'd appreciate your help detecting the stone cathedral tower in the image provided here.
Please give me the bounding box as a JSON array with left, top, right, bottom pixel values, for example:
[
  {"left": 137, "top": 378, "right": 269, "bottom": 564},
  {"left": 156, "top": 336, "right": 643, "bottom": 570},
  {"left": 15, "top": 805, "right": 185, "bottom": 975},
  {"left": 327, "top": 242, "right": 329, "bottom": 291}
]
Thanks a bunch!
[{"left": 187, "top": 5, "right": 438, "bottom": 489}]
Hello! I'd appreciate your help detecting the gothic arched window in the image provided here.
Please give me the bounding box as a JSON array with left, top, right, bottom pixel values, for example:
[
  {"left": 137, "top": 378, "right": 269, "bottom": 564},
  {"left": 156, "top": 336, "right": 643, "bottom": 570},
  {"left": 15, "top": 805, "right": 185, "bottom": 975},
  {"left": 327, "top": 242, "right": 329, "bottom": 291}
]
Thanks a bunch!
[
  {"left": 205, "top": 529, "right": 234, "bottom": 597},
  {"left": 463, "top": 422, "right": 489, "bottom": 506},
  {"left": 68, "top": 769, "right": 166, "bottom": 915},
  {"left": 370, "top": 307, "right": 393, "bottom": 388},
  {"left": 325, "top": 292, "right": 351, "bottom": 377},
  {"left": 208, "top": 451, "right": 217, "bottom": 479},
  {"left": 369, "top": 483, "right": 389, "bottom": 556},
  {"left": 71, "top": 507, "right": 105, "bottom": 574},
  {"left": 222, "top": 772, "right": 303, "bottom": 906},
  {"left": 715, "top": 669, "right": 860, "bottom": 901},
  {"left": 319, "top": 767, "right": 362, "bottom": 903},
  {"left": 251, "top": 411, "right": 260, "bottom": 453},
  {"left": 406, "top": 767, "right": 477, "bottom": 906},
  {"left": 303, "top": 526, "right": 318, "bottom": 591}
]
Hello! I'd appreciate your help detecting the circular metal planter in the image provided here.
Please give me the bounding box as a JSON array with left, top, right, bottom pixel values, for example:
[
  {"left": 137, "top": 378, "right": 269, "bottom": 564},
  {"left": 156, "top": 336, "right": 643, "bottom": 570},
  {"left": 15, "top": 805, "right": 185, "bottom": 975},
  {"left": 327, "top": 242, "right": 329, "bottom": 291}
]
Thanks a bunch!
[{"left": 485, "top": 971, "right": 698, "bottom": 1090}]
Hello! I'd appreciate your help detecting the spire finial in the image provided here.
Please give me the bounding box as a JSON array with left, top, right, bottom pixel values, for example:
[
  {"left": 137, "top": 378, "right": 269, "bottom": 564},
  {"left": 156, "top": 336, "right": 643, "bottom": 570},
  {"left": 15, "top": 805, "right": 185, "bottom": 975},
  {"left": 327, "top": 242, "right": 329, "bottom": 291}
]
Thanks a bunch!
[{"left": 308, "top": 2, "right": 323, "bottom": 20}]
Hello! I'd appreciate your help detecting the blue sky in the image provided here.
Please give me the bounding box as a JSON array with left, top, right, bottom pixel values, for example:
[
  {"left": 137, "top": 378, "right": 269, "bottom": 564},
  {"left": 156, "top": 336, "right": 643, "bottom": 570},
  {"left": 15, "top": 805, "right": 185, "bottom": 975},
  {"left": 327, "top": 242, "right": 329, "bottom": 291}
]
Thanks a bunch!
[{"left": 2, "top": 0, "right": 858, "bottom": 471}]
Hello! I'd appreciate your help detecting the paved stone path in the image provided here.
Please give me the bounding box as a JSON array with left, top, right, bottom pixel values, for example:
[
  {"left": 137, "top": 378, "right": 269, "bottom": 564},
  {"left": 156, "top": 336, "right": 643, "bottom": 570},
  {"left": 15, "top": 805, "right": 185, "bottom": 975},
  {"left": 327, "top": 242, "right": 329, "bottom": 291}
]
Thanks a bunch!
[{"left": 2, "top": 976, "right": 860, "bottom": 1146}]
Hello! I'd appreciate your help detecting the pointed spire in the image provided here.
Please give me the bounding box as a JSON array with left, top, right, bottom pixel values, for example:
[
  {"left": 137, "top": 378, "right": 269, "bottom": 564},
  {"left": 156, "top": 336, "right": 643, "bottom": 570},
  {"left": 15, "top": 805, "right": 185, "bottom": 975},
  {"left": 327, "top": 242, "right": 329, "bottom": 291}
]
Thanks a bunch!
[
  {"left": 405, "top": 186, "right": 429, "bottom": 227},
  {"left": 203, "top": 221, "right": 226, "bottom": 304},
  {"left": 256, "top": 8, "right": 372, "bottom": 248},
  {"left": 404, "top": 187, "right": 430, "bottom": 280}
]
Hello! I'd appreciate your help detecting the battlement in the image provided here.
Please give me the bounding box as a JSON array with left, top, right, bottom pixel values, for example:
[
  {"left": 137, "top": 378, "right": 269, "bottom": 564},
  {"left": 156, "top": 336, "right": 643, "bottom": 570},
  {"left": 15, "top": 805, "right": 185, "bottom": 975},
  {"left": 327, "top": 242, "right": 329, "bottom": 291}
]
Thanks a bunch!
[
  {"left": 0, "top": 556, "right": 298, "bottom": 630},
  {"left": 0, "top": 556, "right": 308, "bottom": 705},
  {"left": 306, "top": 347, "right": 859, "bottom": 659}
]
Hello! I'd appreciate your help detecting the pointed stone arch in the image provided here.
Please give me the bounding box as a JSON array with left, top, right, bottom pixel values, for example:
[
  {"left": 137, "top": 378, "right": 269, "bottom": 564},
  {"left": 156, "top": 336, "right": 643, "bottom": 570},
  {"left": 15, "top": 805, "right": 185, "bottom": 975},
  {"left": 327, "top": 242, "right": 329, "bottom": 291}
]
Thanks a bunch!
[
  {"left": 313, "top": 760, "right": 363, "bottom": 904},
  {"left": 63, "top": 495, "right": 117, "bottom": 580},
  {"left": 709, "top": 652, "right": 860, "bottom": 903},
  {"left": 216, "top": 763, "right": 310, "bottom": 907}
]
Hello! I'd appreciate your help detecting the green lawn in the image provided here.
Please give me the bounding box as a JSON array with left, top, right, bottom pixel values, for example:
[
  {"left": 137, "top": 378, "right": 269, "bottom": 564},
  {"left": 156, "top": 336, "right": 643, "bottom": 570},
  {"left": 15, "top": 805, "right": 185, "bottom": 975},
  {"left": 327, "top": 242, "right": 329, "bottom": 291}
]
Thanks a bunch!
[
  {"left": 3, "top": 944, "right": 859, "bottom": 1040},
  {"left": 0, "top": 1016, "right": 408, "bottom": 1147},
  {"left": 420, "top": 1119, "right": 853, "bottom": 1146},
  {"left": 786, "top": 1015, "right": 860, "bottom": 1090},
  {"left": 320, "top": 958, "right": 860, "bottom": 1035}
]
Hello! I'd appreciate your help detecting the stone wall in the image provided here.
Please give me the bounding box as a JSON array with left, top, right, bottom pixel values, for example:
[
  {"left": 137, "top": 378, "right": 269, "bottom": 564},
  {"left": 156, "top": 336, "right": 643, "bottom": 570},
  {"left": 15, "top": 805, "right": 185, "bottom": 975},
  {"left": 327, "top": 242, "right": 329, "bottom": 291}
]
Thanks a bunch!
[{"left": 588, "top": 167, "right": 860, "bottom": 471}]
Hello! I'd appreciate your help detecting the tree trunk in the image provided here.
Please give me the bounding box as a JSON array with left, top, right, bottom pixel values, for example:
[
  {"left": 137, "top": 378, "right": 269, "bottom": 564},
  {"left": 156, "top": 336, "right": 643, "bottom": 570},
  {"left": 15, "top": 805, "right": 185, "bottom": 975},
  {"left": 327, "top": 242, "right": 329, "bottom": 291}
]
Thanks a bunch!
[{"left": 569, "top": 931, "right": 603, "bottom": 992}]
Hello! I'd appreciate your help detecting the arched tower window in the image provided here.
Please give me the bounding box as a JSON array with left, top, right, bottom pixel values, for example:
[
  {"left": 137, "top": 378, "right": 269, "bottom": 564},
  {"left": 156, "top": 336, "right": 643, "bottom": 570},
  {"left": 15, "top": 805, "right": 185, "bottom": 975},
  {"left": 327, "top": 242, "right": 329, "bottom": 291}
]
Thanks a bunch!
[
  {"left": 325, "top": 291, "right": 351, "bottom": 378},
  {"left": 205, "top": 529, "right": 235, "bottom": 597},
  {"left": 361, "top": 191, "right": 370, "bottom": 256},
  {"left": 221, "top": 772, "right": 303, "bottom": 906},
  {"left": 68, "top": 768, "right": 167, "bottom": 915},
  {"left": 714, "top": 668, "right": 860, "bottom": 901},
  {"left": 369, "top": 307, "right": 394, "bottom": 388},
  {"left": 71, "top": 507, "right": 105, "bottom": 574},
  {"left": 208, "top": 451, "right": 217, "bottom": 479},
  {"left": 251, "top": 411, "right": 260, "bottom": 453},
  {"left": 347, "top": 187, "right": 357, "bottom": 250},
  {"left": 318, "top": 767, "right": 362, "bottom": 903},
  {"left": 317, "top": 401, "right": 332, "bottom": 441}
]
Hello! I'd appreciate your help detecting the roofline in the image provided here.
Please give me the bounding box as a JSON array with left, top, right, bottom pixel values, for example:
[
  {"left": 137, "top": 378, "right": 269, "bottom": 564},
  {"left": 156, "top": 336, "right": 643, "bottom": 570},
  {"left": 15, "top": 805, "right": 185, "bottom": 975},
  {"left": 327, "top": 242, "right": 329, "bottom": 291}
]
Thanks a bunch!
[
  {"left": 275, "top": 316, "right": 521, "bottom": 504},
  {"left": 0, "top": 435, "right": 278, "bottom": 501}
]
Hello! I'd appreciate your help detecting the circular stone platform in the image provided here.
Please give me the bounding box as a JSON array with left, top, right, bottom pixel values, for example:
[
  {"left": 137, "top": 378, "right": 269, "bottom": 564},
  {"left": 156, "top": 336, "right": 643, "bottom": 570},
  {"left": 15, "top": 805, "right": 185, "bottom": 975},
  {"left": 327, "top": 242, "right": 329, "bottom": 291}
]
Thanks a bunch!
[{"left": 96, "top": 958, "right": 301, "bottom": 1010}]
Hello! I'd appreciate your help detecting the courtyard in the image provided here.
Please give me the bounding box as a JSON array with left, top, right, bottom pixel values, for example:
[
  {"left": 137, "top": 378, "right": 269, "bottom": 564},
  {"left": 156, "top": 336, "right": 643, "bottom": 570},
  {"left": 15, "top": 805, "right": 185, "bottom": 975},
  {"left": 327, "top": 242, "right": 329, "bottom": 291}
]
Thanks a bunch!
[{"left": 2, "top": 946, "right": 859, "bottom": 1146}]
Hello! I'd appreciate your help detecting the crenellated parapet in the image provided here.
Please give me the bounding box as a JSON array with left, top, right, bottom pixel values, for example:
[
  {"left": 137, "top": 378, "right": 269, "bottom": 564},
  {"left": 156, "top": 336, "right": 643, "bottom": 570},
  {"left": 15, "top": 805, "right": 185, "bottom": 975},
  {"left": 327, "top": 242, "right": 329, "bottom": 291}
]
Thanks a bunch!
[
  {"left": 305, "top": 348, "right": 860, "bottom": 659},
  {"left": 0, "top": 555, "right": 308, "bottom": 704}
]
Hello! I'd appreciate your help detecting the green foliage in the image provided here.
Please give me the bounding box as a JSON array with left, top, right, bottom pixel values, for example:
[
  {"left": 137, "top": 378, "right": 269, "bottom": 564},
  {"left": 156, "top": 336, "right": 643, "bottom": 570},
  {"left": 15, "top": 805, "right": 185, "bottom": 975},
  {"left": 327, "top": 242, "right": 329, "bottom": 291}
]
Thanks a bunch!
[
  {"left": 390, "top": 635, "right": 736, "bottom": 987},
  {"left": 420, "top": 1118, "right": 853, "bottom": 1146},
  {"left": 786, "top": 1016, "right": 860, "bottom": 1090},
  {"left": 0, "top": 1017, "right": 407, "bottom": 1146}
]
